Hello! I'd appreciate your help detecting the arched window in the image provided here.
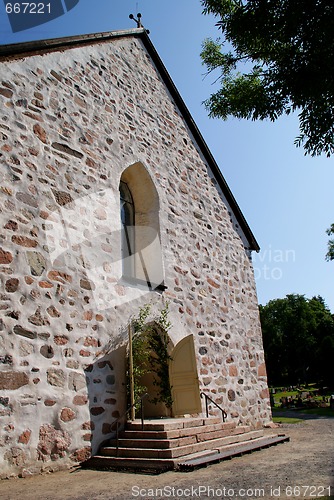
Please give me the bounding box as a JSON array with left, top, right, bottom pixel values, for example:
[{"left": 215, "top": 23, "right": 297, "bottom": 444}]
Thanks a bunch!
[
  {"left": 119, "top": 162, "right": 165, "bottom": 290},
  {"left": 120, "top": 181, "right": 135, "bottom": 280}
]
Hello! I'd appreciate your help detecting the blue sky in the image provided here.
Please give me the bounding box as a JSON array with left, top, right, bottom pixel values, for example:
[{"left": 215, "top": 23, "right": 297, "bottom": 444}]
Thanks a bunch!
[{"left": 1, "top": 0, "right": 333, "bottom": 311}]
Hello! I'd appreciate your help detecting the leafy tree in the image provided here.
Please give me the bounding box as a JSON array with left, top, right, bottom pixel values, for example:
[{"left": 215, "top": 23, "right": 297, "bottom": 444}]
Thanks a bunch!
[
  {"left": 201, "top": 0, "right": 334, "bottom": 157},
  {"left": 317, "top": 335, "right": 334, "bottom": 386},
  {"left": 326, "top": 224, "right": 334, "bottom": 261},
  {"left": 259, "top": 300, "right": 287, "bottom": 384},
  {"left": 260, "top": 294, "right": 334, "bottom": 386}
]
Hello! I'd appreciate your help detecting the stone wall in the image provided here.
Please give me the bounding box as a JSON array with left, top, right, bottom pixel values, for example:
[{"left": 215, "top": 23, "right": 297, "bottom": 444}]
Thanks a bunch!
[{"left": 0, "top": 34, "right": 271, "bottom": 478}]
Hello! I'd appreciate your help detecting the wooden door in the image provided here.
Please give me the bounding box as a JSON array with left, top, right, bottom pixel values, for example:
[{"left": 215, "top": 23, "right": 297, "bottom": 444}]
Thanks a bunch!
[{"left": 170, "top": 335, "right": 202, "bottom": 416}]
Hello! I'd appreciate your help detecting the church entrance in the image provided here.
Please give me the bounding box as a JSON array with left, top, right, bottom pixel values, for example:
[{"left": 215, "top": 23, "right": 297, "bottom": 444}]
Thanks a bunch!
[
  {"left": 139, "top": 333, "right": 202, "bottom": 418},
  {"left": 169, "top": 334, "right": 202, "bottom": 417}
]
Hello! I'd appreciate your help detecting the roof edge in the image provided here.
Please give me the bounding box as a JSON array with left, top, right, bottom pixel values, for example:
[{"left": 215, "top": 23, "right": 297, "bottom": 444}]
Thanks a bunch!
[{"left": 0, "top": 28, "right": 146, "bottom": 59}]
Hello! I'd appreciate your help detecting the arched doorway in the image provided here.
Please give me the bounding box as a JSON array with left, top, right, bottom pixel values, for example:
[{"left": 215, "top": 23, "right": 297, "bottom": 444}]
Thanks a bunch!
[
  {"left": 169, "top": 334, "right": 202, "bottom": 417},
  {"left": 133, "top": 319, "right": 172, "bottom": 419},
  {"left": 137, "top": 333, "right": 201, "bottom": 418}
]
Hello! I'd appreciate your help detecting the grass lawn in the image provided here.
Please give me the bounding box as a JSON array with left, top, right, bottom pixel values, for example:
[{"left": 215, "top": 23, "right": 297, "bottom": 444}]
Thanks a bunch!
[
  {"left": 272, "top": 406, "right": 334, "bottom": 422},
  {"left": 274, "top": 390, "right": 300, "bottom": 400},
  {"left": 272, "top": 416, "right": 303, "bottom": 424}
]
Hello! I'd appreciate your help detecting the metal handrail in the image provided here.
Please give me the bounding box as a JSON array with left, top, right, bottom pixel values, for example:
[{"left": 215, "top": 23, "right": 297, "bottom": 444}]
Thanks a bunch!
[
  {"left": 200, "top": 392, "right": 227, "bottom": 422},
  {"left": 113, "top": 393, "right": 149, "bottom": 456}
]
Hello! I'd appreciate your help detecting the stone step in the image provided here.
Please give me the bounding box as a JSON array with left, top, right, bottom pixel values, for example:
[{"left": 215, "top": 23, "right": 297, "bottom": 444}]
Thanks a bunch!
[
  {"left": 100, "top": 429, "right": 264, "bottom": 459},
  {"left": 125, "top": 416, "right": 224, "bottom": 432},
  {"left": 111, "top": 424, "right": 253, "bottom": 449},
  {"left": 85, "top": 456, "right": 175, "bottom": 473},
  {"left": 118, "top": 420, "right": 236, "bottom": 441},
  {"left": 85, "top": 433, "right": 289, "bottom": 473},
  {"left": 176, "top": 434, "right": 290, "bottom": 470},
  {"left": 109, "top": 435, "right": 198, "bottom": 449}
]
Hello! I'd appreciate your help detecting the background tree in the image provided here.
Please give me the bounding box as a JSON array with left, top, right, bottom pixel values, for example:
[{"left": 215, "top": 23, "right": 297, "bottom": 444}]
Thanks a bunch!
[
  {"left": 201, "top": 0, "right": 334, "bottom": 157},
  {"left": 326, "top": 224, "right": 334, "bottom": 261},
  {"left": 317, "top": 335, "right": 334, "bottom": 386},
  {"left": 259, "top": 294, "right": 334, "bottom": 386}
]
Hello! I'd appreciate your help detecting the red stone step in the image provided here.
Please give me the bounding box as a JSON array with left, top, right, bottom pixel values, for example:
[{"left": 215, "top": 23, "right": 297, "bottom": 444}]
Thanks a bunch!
[
  {"left": 118, "top": 420, "right": 236, "bottom": 441},
  {"left": 125, "top": 416, "right": 223, "bottom": 432},
  {"left": 100, "top": 429, "right": 264, "bottom": 459},
  {"left": 85, "top": 455, "right": 175, "bottom": 473},
  {"left": 109, "top": 435, "right": 198, "bottom": 449},
  {"left": 112, "top": 424, "right": 252, "bottom": 450},
  {"left": 85, "top": 432, "right": 289, "bottom": 473},
  {"left": 176, "top": 434, "right": 290, "bottom": 470},
  {"left": 86, "top": 411, "right": 288, "bottom": 473}
]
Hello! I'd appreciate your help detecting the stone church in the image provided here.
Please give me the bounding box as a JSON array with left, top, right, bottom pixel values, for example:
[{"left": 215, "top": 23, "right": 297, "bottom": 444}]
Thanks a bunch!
[{"left": 0, "top": 27, "right": 272, "bottom": 477}]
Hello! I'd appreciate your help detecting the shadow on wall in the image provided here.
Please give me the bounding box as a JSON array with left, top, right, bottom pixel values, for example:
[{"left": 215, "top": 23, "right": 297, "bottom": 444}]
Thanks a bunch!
[{"left": 84, "top": 345, "right": 127, "bottom": 455}]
